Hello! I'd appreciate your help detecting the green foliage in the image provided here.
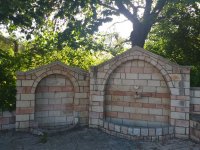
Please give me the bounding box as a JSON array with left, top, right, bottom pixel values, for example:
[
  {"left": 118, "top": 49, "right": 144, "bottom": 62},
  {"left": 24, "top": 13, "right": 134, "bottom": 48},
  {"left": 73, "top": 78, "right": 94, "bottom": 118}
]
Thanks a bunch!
[
  {"left": 39, "top": 132, "right": 48, "bottom": 143},
  {"left": 145, "top": 0, "right": 200, "bottom": 86},
  {"left": 0, "top": 49, "right": 17, "bottom": 111}
]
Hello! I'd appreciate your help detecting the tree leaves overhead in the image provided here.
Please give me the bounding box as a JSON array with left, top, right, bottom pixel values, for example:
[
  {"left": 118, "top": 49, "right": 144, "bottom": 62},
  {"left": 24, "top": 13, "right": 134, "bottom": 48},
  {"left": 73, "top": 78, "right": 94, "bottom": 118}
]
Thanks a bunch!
[{"left": 145, "top": 0, "right": 200, "bottom": 86}]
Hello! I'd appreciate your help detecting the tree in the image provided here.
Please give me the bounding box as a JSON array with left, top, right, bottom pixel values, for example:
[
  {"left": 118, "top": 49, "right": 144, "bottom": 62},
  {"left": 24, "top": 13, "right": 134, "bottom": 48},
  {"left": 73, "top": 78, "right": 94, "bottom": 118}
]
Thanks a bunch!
[
  {"left": 145, "top": 1, "right": 200, "bottom": 86},
  {"left": 0, "top": 0, "right": 173, "bottom": 48}
]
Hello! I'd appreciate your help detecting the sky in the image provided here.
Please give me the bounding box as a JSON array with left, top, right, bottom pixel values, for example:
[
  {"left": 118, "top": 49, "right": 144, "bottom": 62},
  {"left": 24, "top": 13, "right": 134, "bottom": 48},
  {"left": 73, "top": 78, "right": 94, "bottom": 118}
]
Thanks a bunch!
[{"left": 98, "top": 15, "right": 132, "bottom": 39}]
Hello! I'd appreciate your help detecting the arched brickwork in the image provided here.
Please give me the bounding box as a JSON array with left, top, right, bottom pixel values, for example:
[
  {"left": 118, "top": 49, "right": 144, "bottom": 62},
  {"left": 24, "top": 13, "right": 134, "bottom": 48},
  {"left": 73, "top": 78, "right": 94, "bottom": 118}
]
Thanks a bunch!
[
  {"left": 35, "top": 74, "right": 75, "bottom": 128},
  {"left": 16, "top": 62, "right": 89, "bottom": 130},
  {"left": 104, "top": 59, "right": 171, "bottom": 127},
  {"left": 31, "top": 69, "right": 80, "bottom": 94},
  {"left": 102, "top": 55, "right": 174, "bottom": 92},
  {"left": 89, "top": 46, "right": 191, "bottom": 139}
]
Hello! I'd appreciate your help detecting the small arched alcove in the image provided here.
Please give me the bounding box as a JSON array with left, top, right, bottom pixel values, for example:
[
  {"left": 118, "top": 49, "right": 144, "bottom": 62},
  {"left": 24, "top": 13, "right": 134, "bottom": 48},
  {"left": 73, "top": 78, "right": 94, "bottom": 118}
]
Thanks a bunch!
[{"left": 35, "top": 74, "right": 75, "bottom": 128}]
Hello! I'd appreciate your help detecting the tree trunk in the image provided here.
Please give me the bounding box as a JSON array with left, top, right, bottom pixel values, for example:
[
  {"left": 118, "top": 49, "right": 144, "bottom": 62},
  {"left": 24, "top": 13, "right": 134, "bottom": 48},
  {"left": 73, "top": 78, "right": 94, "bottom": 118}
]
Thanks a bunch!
[{"left": 130, "top": 22, "right": 152, "bottom": 48}]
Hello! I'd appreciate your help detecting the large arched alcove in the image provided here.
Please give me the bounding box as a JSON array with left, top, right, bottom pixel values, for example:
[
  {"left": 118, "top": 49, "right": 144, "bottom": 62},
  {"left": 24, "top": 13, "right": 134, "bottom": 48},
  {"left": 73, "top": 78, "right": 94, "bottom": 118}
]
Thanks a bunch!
[
  {"left": 35, "top": 74, "right": 75, "bottom": 128},
  {"left": 105, "top": 59, "right": 170, "bottom": 127}
]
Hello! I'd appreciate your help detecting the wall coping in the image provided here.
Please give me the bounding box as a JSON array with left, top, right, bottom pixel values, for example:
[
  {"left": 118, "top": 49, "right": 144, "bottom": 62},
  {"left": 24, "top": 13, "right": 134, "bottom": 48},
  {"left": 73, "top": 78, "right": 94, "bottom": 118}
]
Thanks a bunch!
[
  {"left": 90, "top": 46, "right": 191, "bottom": 70},
  {"left": 191, "top": 87, "right": 200, "bottom": 90},
  {"left": 16, "top": 61, "right": 89, "bottom": 76}
]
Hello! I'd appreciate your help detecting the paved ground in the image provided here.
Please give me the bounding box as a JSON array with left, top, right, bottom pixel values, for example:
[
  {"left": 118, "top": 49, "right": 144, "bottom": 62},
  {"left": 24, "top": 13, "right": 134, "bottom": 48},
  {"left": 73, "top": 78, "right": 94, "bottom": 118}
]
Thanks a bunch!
[{"left": 0, "top": 127, "right": 200, "bottom": 150}]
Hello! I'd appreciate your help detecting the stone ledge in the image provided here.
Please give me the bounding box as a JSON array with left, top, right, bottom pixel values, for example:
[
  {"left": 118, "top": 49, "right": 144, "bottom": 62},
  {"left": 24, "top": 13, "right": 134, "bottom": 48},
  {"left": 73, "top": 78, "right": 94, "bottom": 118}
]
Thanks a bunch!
[{"left": 98, "top": 119, "right": 174, "bottom": 141}]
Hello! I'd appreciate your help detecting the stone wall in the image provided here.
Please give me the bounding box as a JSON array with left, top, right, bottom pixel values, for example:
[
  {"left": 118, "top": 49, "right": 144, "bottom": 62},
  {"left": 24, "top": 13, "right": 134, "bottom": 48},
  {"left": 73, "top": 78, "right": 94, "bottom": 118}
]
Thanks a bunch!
[
  {"left": 190, "top": 88, "right": 200, "bottom": 142},
  {"left": 35, "top": 74, "right": 75, "bottom": 128},
  {"left": 7, "top": 46, "right": 200, "bottom": 141},
  {"left": 16, "top": 61, "right": 89, "bottom": 130},
  {"left": 89, "top": 46, "right": 191, "bottom": 138},
  {"left": 0, "top": 111, "right": 15, "bottom": 130},
  {"left": 105, "top": 60, "right": 170, "bottom": 127}
]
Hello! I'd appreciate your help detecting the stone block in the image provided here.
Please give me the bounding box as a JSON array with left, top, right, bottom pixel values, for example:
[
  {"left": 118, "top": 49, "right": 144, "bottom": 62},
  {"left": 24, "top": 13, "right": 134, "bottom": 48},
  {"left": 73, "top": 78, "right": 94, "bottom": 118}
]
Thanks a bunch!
[
  {"left": 128, "top": 127, "right": 133, "bottom": 135},
  {"left": 115, "top": 125, "right": 121, "bottom": 132},
  {"left": 133, "top": 128, "right": 140, "bottom": 136},
  {"left": 169, "top": 126, "right": 174, "bottom": 134},
  {"left": 126, "top": 73, "right": 138, "bottom": 79},
  {"left": 139, "top": 74, "right": 151, "bottom": 79},
  {"left": 16, "top": 114, "right": 29, "bottom": 121},
  {"left": 22, "top": 80, "right": 34, "bottom": 86},
  {"left": 21, "top": 94, "right": 34, "bottom": 101},
  {"left": 36, "top": 98, "right": 48, "bottom": 105},
  {"left": 122, "top": 80, "right": 134, "bottom": 86},
  {"left": 124, "top": 107, "right": 135, "bottom": 113},
  {"left": 134, "top": 80, "right": 147, "bottom": 86},
  {"left": 92, "top": 106, "right": 103, "bottom": 112},
  {"left": 148, "top": 128, "right": 155, "bottom": 136},
  {"left": 171, "top": 88, "right": 180, "bottom": 95},
  {"left": 16, "top": 101, "right": 30, "bottom": 108},
  {"left": 61, "top": 98, "right": 73, "bottom": 104},
  {"left": 111, "top": 106, "right": 123, "bottom": 112},
  {"left": 75, "top": 93, "right": 87, "bottom": 99},
  {"left": 157, "top": 87, "right": 168, "bottom": 93},
  {"left": 135, "top": 108, "right": 148, "bottom": 114},
  {"left": 194, "top": 90, "right": 200, "bottom": 97},
  {"left": 91, "top": 118, "right": 98, "bottom": 125},
  {"left": 118, "top": 112, "right": 129, "bottom": 119},
  {"left": 35, "top": 111, "right": 48, "bottom": 117},
  {"left": 49, "top": 98, "right": 61, "bottom": 104},
  {"left": 55, "top": 116, "right": 66, "bottom": 122},
  {"left": 152, "top": 73, "right": 162, "bottom": 80},
  {"left": 176, "top": 120, "right": 189, "bottom": 127},
  {"left": 149, "top": 109, "right": 162, "bottom": 115},
  {"left": 141, "top": 128, "right": 148, "bottom": 136},
  {"left": 143, "top": 87, "right": 156, "bottom": 92},
  {"left": 121, "top": 126, "right": 128, "bottom": 134},
  {"left": 92, "top": 95, "right": 103, "bottom": 102},
  {"left": 3, "top": 111, "right": 14, "bottom": 117},
  {"left": 113, "top": 79, "right": 122, "bottom": 85},
  {"left": 109, "top": 123, "right": 115, "bottom": 130},
  {"left": 46, "top": 78, "right": 65, "bottom": 86},
  {"left": 148, "top": 80, "right": 160, "bottom": 87},
  {"left": 16, "top": 80, "right": 21, "bottom": 86},
  {"left": 49, "top": 111, "right": 61, "bottom": 117},
  {"left": 171, "top": 112, "right": 185, "bottom": 119},
  {"left": 55, "top": 92, "right": 68, "bottom": 98},
  {"left": 19, "top": 121, "right": 29, "bottom": 128},
  {"left": 156, "top": 128, "right": 162, "bottom": 136},
  {"left": 175, "top": 127, "right": 185, "bottom": 134}
]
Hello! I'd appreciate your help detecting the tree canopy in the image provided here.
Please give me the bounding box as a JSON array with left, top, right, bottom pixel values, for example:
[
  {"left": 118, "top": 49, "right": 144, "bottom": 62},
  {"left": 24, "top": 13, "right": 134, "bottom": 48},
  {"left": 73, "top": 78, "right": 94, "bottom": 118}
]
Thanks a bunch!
[{"left": 0, "top": 0, "right": 180, "bottom": 48}]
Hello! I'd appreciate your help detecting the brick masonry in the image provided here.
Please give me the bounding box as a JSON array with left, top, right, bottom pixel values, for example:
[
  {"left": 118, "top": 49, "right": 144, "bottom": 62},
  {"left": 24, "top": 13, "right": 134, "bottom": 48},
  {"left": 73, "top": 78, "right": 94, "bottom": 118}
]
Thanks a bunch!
[
  {"left": 90, "top": 46, "right": 191, "bottom": 139},
  {"left": 15, "top": 61, "right": 89, "bottom": 130},
  {"left": 105, "top": 60, "right": 170, "bottom": 127},
  {"left": 190, "top": 88, "right": 200, "bottom": 142},
  {"left": 0, "top": 111, "right": 15, "bottom": 130},
  {"left": 3, "top": 46, "right": 198, "bottom": 141}
]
